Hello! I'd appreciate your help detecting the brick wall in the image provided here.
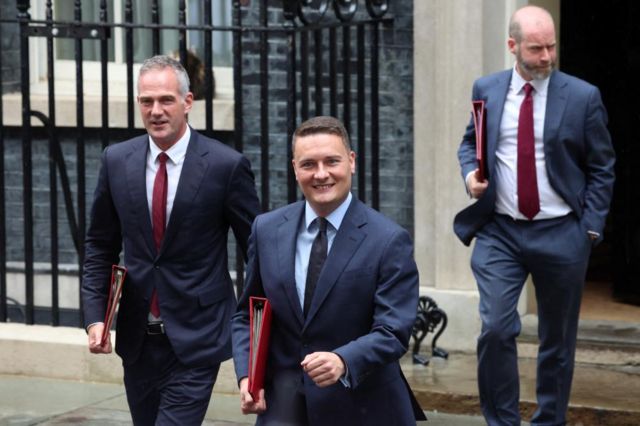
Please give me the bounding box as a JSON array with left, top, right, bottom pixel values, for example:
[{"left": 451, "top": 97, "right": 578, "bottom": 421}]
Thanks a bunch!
[
  {"left": 0, "top": 0, "right": 20, "bottom": 94},
  {"left": 239, "top": 0, "right": 415, "bottom": 233},
  {"left": 1, "top": 0, "right": 415, "bottom": 262}
]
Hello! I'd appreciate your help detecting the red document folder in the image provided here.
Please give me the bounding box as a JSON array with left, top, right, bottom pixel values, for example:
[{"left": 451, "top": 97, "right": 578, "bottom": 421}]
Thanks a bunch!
[
  {"left": 472, "top": 100, "right": 488, "bottom": 182},
  {"left": 248, "top": 296, "right": 272, "bottom": 400},
  {"left": 101, "top": 265, "right": 127, "bottom": 346}
]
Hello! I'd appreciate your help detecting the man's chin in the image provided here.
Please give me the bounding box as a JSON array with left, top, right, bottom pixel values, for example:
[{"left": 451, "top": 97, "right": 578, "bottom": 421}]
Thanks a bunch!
[{"left": 527, "top": 65, "right": 554, "bottom": 80}]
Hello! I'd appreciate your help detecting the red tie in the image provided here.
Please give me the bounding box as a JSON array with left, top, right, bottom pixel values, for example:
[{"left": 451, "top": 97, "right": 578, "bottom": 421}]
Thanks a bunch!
[
  {"left": 517, "top": 83, "right": 540, "bottom": 220},
  {"left": 150, "top": 152, "right": 168, "bottom": 318}
]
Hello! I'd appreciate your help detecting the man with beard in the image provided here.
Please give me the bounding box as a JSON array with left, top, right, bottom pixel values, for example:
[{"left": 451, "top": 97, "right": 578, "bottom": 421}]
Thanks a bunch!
[{"left": 454, "top": 6, "right": 615, "bottom": 426}]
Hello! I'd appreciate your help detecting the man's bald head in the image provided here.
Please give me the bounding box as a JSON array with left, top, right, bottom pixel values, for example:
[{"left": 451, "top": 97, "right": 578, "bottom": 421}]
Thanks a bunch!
[{"left": 509, "top": 6, "right": 555, "bottom": 44}]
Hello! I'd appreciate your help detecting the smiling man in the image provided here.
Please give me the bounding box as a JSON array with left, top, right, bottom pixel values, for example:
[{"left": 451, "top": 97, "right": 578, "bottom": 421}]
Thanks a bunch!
[
  {"left": 231, "top": 116, "right": 426, "bottom": 425},
  {"left": 82, "top": 55, "right": 260, "bottom": 425}
]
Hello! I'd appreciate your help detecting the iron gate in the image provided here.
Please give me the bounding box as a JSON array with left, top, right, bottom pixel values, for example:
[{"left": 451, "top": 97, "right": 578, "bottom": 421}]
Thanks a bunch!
[{"left": 0, "top": 0, "right": 394, "bottom": 327}]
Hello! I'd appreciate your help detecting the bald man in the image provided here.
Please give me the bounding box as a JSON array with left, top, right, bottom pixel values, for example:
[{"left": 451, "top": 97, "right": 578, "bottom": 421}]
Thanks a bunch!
[{"left": 454, "top": 6, "right": 615, "bottom": 425}]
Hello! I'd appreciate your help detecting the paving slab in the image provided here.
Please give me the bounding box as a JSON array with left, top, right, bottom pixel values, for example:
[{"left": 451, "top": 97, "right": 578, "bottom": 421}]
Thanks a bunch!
[{"left": 0, "top": 374, "right": 485, "bottom": 426}]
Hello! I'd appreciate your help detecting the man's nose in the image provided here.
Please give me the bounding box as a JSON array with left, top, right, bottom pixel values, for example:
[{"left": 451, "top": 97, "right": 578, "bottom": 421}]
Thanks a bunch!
[
  {"left": 540, "top": 47, "right": 551, "bottom": 62},
  {"left": 151, "top": 101, "right": 163, "bottom": 115},
  {"left": 314, "top": 164, "right": 329, "bottom": 179}
]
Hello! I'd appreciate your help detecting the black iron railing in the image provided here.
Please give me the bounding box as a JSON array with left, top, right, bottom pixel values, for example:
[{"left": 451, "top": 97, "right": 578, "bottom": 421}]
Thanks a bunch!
[{"left": 0, "top": 0, "right": 392, "bottom": 327}]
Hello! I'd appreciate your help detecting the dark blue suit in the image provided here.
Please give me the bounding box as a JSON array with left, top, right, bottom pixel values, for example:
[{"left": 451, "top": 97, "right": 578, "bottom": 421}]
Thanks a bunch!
[
  {"left": 454, "top": 70, "right": 615, "bottom": 425},
  {"left": 82, "top": 129, "right": 260, "bottom": 424},
  {"left": 232, "top": 198, "right": 425, "bottom": 425}
]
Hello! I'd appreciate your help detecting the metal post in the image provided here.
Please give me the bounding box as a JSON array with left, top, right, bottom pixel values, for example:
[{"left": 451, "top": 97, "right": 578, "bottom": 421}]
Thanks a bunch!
[{"left": 18, "top": 0, "right": 35, "bottom": 324}]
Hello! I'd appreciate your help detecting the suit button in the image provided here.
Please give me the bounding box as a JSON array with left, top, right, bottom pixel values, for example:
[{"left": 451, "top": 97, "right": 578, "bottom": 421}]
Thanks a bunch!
[{"left": 154, "top": 265, "right": 160, "bottom": 270}]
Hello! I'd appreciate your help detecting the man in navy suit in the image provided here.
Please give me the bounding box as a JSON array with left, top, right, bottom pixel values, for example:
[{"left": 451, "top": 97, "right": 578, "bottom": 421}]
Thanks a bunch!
[
  {"left": 82, "top": 55, "right": 260, "bottom": 425},
  {"left": 454, "top": 6, "right": 615, "bottom": 426},
  {"left": 231, "top": 116, "right": 426, "bottom": 425}
]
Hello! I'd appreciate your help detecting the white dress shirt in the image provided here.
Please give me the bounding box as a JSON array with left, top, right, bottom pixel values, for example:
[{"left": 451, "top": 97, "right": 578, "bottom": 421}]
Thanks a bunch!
[
  {"left": 494, "top": 66, "right": 571, "bottom": 220},
  {"left": 146, "top": 126, "right": 191, "bottom": 226},
  {"left": 295, "top": 192, "right": 352, "bottom": 309}
]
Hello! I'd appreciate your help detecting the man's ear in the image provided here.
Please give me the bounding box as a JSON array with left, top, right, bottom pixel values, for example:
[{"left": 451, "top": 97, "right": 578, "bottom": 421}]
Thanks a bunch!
[{"left": 183, "top": 92, "right": 194, "bottom": 113}]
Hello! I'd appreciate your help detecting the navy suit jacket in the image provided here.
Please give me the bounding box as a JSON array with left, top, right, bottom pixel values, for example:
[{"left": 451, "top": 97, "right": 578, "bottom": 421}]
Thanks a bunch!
[
  {"left": 454, "top": 69, "right": 615, "bottom": 246},
  {"left": 82, "top": 129, "right": 260, "bottom": 367},
  {"left": 232, "top": 198, "right": 424, "bottom": 425}
]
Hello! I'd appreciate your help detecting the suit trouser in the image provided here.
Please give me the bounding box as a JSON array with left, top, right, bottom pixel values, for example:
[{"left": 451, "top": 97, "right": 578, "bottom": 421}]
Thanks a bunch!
[
  {"left": 471, "top": 214, "right": 591, "bottom": 426},
  {"left": 123, "top": 332, "right": 220, "bottom": 426}
]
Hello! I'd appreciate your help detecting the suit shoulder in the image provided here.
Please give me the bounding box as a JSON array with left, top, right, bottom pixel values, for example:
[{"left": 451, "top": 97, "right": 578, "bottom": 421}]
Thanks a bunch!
[
  {"left": 353, "top": 200, "right": 410, "bottom": 238},
  {"left": 194, "top": 131, "right": 245, "bottom": 162},
  {"left": 474, "top": 69, "right": 511, "bottom": 90},
  {"left": 256, "top": 201, "right": 304, "bottom": 224},
  {"left": 104, "top": 134, "right": 147, "bottom": 157},
  {"left": 554, "top": 70, "right": 599, "bottom": 92}
]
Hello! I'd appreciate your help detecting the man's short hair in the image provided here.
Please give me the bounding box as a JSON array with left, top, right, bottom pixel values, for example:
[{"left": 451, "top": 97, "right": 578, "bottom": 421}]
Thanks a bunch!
[
  {"left": 292, "top": 116, "right": 351, "bottom": 154},
  {"left": 138, "top": 55, "right": 191, "bottom": 98}
]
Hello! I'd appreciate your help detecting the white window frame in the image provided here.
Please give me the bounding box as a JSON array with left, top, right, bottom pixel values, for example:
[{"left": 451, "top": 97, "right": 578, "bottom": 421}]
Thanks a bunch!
[{"left": 7, "top": 0, "right": 234, "bottom": 130}]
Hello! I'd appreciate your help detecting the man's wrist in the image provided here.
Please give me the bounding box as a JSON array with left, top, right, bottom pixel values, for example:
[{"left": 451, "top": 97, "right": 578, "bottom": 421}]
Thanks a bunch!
[{"left": 86, "top": 322, "right": 103, "bottom": 333}]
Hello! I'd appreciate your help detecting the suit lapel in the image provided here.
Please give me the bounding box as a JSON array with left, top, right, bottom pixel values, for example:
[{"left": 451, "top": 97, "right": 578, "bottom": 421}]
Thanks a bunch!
[
  {"left": 160, "top": 130, "right": 208, "bottom": 253},
  {"left": 277, "top": 202, "right": 305, "bottom": 327},
  {"left": 486, "top": 71, "right": 511, "bottom": 175},
  {"left": 304, "top": 199, "right": 366, "bottom": 328},
  {"left": 543, "top": 71, "right": 568, "bottom": 153},
  {"left": 125, "top": 137, "right": 156, "bottom": 255}
]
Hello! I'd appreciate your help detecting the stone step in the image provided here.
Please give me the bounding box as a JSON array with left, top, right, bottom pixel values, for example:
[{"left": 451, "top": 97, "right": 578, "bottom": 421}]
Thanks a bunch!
[
  {"left": 405, "top": 352, "right": 640, "bottom": 425},
  {"left": 518, "top": 315, "right": 640, "bottom": 366}
]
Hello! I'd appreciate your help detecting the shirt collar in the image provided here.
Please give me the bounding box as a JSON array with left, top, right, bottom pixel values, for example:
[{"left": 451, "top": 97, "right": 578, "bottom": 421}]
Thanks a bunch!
[
  {"left": 148, "top": 126, "right": 191, "bottom": 164},
  {"left": 510, "top": 64, "right": 550, "bottom": 97},
  {"left": 304, "top": 192, "right": 353, "bottom": 232}
]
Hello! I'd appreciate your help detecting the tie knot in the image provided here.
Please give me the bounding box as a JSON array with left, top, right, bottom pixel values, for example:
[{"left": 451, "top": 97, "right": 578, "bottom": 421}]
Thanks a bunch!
[
  {"left": 523, "top": 83, "right": 534, "bottom": 96},
  {"left": 316, "top": 217, "right": 327, "bottom": 234},
  {"left": 157, "top": 152, "right": 169, "bottom": 165}
]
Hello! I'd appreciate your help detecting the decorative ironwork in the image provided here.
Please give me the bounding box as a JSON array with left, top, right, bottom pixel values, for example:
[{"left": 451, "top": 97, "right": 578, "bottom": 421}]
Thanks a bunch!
[
  {"left": 0, "top": 0, "right": 392, "bottom": 327},
  {"left": 297, "top": 0, "right": 330, "bottom": 25},
  {"left": 365, "top": 0, "right": 389, "bottom": 18},
  {"left": 284, "top": 0, "right": 391, "bottom": 24},
  {"left": 334, "top": 0, "right": 358, "bottom": 21},
  {"left": 412, "top": 296, "right": 449, "bottom": 365}
]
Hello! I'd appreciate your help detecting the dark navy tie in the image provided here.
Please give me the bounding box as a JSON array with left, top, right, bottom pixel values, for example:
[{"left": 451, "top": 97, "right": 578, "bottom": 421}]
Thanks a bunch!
[{"left": 304, "top": 217, "right": 327, "bottom": 316}]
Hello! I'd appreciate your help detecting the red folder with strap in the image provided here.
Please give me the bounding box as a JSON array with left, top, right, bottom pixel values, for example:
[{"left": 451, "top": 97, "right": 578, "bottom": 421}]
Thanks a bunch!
[
  {"left": 472, "top": 100, "right": 488, "bottom": 182},
  {"left": 101, "top": 265, "right": 127, "bottom": 347},
  {"left": 248, "top": 296, "right": 272, "bottom": 399}
]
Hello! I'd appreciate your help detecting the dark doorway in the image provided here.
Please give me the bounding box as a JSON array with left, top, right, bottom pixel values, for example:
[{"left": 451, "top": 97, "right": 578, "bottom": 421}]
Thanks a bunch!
[{"left": 560, "top": 0, "right": 640, "bottom": 305}]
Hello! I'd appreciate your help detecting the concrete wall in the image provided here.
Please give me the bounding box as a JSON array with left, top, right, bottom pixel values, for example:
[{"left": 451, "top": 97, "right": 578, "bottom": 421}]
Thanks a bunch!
[
  {"left": 0, "top": 323, "right": 240, "bottom": 394},
  {"left": 414, "top": 0, "right": 524, "bottom": 352}
]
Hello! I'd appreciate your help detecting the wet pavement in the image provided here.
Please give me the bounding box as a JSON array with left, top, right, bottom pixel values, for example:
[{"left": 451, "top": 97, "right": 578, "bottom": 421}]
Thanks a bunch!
[
  {"left": 3, "top": 349, "right": 640, "bottom": 425},
  {"left": 2, "top": 319, "right": 640, "bottom": 425},
  {"left": 0, "top": 373, "right": 489, "bottom": 426}
]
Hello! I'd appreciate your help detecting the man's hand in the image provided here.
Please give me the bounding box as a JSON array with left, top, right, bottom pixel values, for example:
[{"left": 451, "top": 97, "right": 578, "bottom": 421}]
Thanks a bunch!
[
  {"left": 239, "top": 377, "right": 267, "bottom": 415},
  {"left": 87, "top": 323, "right": 112, "bottom": 354},
  {"left": 467, "top": 168, "right": 489, "bottom": 199},
  {"left": 301, "top": 352, "right": 345, "bottom": 388}
]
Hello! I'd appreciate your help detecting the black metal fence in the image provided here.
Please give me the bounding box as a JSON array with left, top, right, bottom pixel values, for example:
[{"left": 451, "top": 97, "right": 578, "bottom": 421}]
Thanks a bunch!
[{"left": 0, "top": 0, "right": 393, "bottom": 327}]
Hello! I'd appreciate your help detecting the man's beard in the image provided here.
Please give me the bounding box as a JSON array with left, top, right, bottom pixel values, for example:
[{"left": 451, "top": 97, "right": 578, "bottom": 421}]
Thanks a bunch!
[{"left": 517, "top": 50, "right": 555, "bottom": 80}]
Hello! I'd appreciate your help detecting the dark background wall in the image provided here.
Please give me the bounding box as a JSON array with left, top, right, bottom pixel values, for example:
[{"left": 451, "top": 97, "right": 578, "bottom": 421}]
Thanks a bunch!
[
  {"left": 1, "top": 0, "right": 20, "bottom": 93},
  {"left": 0, "top": 0, "right": 415, "bottom": 268},
  {"left": 239, "top": 0, "right": 415, "bottom": 229},
  {"left": 560, "top": 0, "right": 640, "bottom": 300}
]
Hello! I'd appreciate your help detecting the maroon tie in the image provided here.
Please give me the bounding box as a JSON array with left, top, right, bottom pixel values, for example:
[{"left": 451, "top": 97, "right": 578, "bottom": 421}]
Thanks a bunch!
[
  {"left": 517, "top": 83, "right": 540, "bottom": 220},
  {"left": 150, "top": 152, "right": 168, "bottom": 317}
]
